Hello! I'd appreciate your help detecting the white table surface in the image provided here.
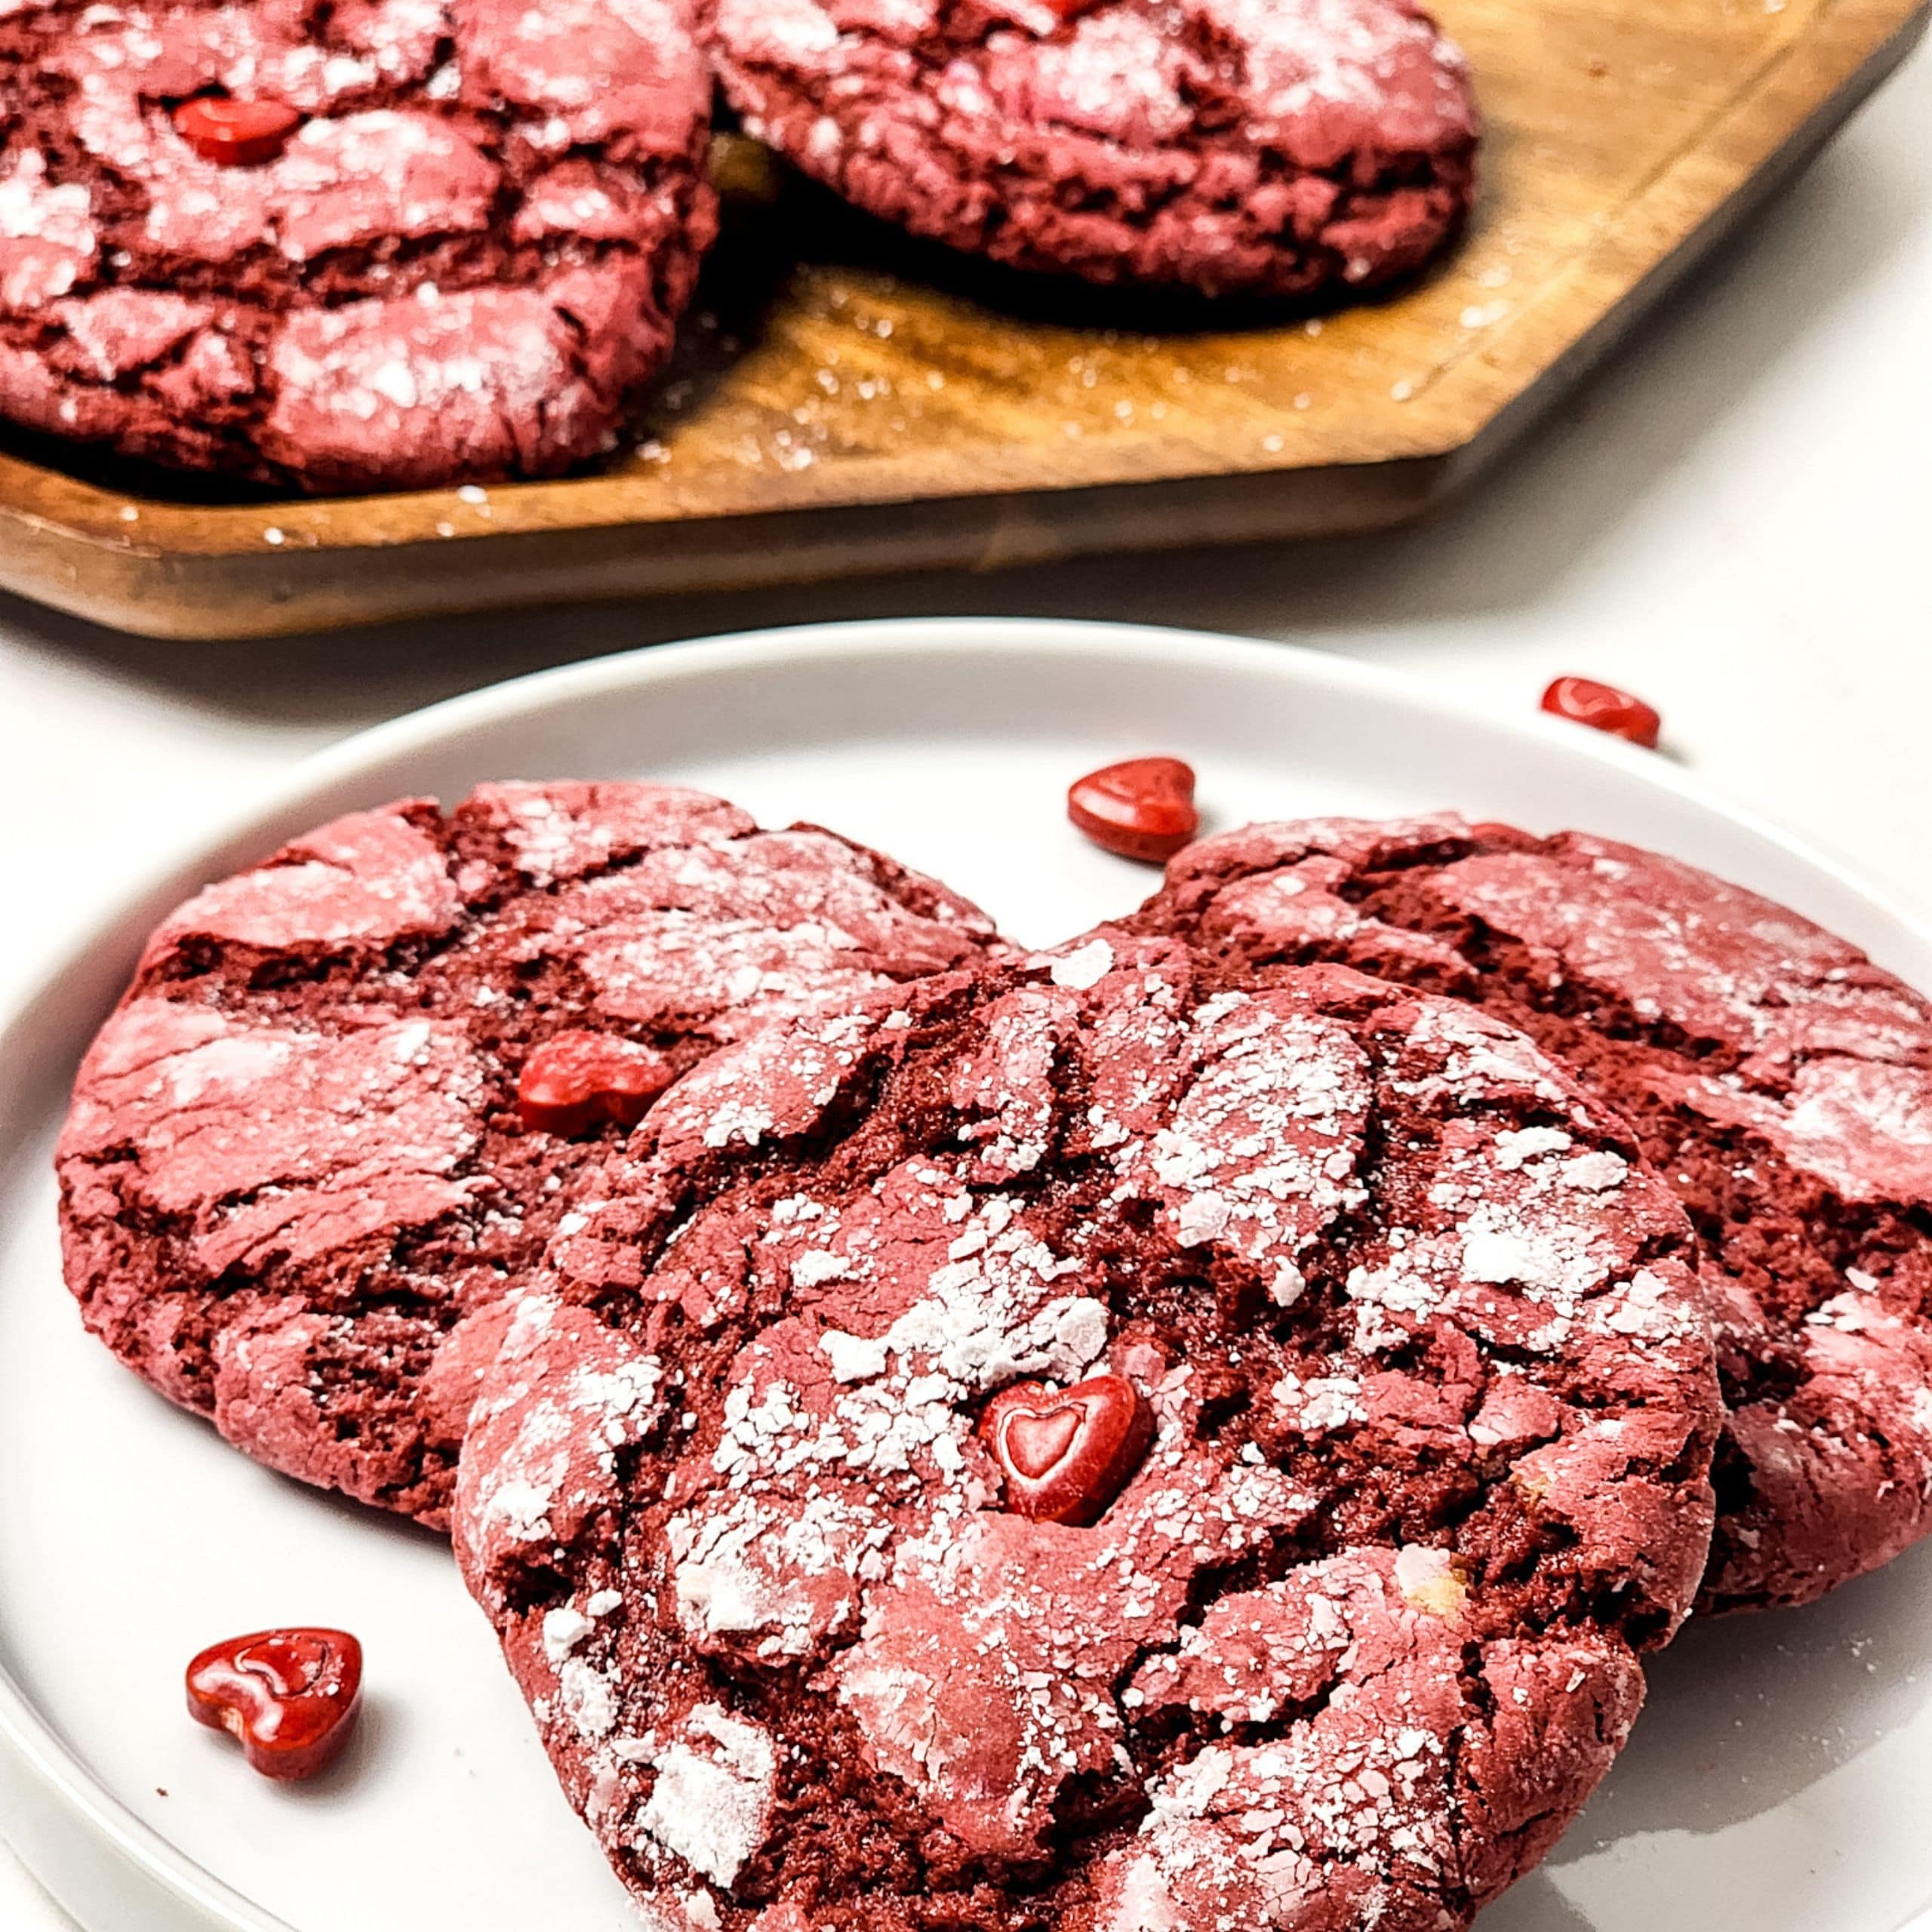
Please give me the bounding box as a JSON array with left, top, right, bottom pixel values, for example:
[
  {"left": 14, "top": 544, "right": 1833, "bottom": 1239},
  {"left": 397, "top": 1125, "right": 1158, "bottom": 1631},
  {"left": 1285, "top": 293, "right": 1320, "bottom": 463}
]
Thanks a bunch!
[{"left": 2, "top": 41, "right": 1928, "bottom": 1931}]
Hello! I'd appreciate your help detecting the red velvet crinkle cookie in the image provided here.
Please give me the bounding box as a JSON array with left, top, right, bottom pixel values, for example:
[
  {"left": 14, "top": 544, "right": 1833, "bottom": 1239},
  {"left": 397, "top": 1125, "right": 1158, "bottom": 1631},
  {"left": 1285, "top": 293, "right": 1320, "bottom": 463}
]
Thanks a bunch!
[
  {"left": 1133, "top": 814, "right": 1932, "bottom": 1614},
  {"left": 56, "top": 782, "right": 1000, "bottom": 1526},
  {"left": 454, "top": 935, "right": 1718, "bottom": 1932},
  {"left": 0, "top": 0, "right": 715, "bottom": 491},
  {"left": 701, "top": 0, "right": 1478, "bottom": 300}
]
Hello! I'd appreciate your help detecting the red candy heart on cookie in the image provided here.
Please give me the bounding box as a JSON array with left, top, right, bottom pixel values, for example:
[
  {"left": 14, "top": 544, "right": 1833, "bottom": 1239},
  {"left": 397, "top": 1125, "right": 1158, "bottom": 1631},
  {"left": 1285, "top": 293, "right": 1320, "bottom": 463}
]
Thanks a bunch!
[
  {"left": 186, "top": 1629, "right": 363, "bottom": 1781},
  {"left": 1068, "top": 758, "right": 1199, "bottom": 864},
  {"left": 171, "top": 97, "right": 302, "bottom": 166},
  {"left": 517, "top": 1032, "right": 676, "bottom": 1137},
  {"left": 980, "top": 1374, "right": 1153, "bottom": 1524}
]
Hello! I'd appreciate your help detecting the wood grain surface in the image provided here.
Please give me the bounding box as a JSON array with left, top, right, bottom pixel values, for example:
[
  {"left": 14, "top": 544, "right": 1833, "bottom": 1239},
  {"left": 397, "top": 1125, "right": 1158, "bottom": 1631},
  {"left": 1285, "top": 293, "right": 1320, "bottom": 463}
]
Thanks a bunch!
[{"left": 0, "top": 0, "right": 1924, "bottom": 639}]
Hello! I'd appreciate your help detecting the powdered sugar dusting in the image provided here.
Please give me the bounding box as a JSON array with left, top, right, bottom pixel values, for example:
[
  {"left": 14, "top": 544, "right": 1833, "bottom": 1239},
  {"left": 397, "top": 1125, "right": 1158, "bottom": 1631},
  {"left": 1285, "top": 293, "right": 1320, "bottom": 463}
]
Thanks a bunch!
[
  {"left": 703, "top": 0, "right": 1475, "bottom": 300},
  {"left": 634, "top": 1706, "right": 779, "bottom": 1887},
  {"left": 3, "top": 0, "right": 715, "bottom": 487},
  {"left": 59, "top": 780, "right": 1001, "bottom": 1528},
  {"left": 454, "top": 933, "right": 1720, "bottom": 1930},
  {"left": 1145, "top": 812, "right": 1932, "bottom": 1614},
  {"left": 0, "top": 148, "right": 96, "bottom": 307}
]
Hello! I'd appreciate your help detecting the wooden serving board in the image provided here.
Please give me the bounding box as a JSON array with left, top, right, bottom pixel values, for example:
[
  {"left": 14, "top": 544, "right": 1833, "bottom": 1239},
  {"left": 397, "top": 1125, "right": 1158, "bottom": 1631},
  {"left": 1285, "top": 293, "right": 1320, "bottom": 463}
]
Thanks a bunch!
[{"left": 2, "top": 0, "right": 1924, "bottom": 640}]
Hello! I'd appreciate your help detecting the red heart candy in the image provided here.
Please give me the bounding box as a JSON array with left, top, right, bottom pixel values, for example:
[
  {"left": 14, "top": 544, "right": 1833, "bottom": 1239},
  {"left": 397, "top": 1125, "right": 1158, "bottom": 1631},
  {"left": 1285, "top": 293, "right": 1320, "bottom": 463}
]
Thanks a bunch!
[
  {"left": 518, "top": 1031, "right": 675, "bottom": 1137},
  {"left": 171, "top": 97, "right": 302, "bottom": 167},
  {"left": 186, "top": 1629, "right": 363, "bottom": 1782},
  {"left": 1067, "top": 758, "right": 1199, "bottom": 865},
  {"left": 1539, "top": 675, "right": 1661, "bottom": 749},
  {"left": 980, "top": 1374, "right": 1153, "bottom": 1524}
]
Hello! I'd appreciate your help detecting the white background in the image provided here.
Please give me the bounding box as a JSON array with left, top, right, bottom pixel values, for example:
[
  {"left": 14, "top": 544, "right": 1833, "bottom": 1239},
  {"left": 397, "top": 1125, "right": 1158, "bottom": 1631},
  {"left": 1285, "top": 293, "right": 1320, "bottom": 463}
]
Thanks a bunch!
[{"left": 0, "top": 42, "right": 1927, "bottom": 1929}]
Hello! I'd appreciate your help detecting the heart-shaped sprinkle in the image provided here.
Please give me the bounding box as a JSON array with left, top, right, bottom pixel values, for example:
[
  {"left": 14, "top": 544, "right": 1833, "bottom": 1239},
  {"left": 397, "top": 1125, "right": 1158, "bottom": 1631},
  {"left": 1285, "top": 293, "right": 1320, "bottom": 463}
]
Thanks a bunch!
[
  {"left": 1005, "top": 1404, "right": 1082, "bottom": 1479},
  {"left": 979, "top": 1374, "right": 1153, "bottom": 1524},
  {"left": 1539, "top": 675, "right": 1661, "bottom": 749},
  {"left": 518, "top": 1031, "right": 676, "bottom": 1137},
  {"left": 1067, "top": 758, "right": 1199, "bottom": 864},
  {"left": 171, "top": 96, "right": 303, "bottom": 167},
  {"left": 186, "top": 1629, "right": 363, "bottom": 1781}
]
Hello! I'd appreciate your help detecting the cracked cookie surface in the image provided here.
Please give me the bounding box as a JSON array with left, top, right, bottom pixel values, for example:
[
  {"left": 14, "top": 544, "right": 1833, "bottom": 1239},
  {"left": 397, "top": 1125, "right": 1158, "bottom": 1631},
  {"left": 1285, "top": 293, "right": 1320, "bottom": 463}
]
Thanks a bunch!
[
  {"left": 454, "top": 934, "right": 1717, "bottom": 1932},
  {"left": 1134, "top": 814, "right": 1932, "bottom": 1613},
  {"left": 56, "top": 780, "right": 1000, "bottom": 1525},
  {"left": 700, "top": 0, "right": 1477, "bottom": 300},
  {"left": 0, "top": 0, "right": 714, "bottom": 490}
]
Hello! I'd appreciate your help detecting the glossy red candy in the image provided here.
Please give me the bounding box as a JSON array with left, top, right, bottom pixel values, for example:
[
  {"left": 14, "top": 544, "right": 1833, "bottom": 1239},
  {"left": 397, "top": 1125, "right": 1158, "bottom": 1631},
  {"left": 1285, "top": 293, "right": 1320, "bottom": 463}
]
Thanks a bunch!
[
  {"left": 1067, "top": 757, "right": 1199, "bottom": 864},
  {"left": 171, "top": 96, "right": 302, "bottom": 166},
  {"left": 1539, "top": 675, "right": 1662, "bottom": 749},
  {"left": 186, "top": 1629, "right": 363, "bottom": 1781},
  {"left": 979, "top": 1374, "right": 1153, "bottom": 1524},
  {"left": 517, "top": 1030, "right": 675, "bottom": 1137}
]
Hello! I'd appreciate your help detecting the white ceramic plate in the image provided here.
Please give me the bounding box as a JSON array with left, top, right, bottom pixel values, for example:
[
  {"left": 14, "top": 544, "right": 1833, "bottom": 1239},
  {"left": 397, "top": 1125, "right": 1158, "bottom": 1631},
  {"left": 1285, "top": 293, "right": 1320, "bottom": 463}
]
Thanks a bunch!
[{"left": 2, "top": 619, "right": 1929, "bottom": 1932}]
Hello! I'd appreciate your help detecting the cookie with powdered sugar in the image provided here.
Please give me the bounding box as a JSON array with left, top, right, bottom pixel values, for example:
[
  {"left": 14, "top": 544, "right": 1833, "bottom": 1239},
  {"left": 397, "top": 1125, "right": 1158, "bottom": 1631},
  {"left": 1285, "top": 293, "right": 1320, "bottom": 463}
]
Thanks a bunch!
[
  {"left": 1134, "top": 814, "right": 1932, "bottom": 1614},
  {"left": 0, "top": 0, "right": 714, "bottom": 490},
  {"left": 57, "top": 781, "right": 1000, "bottom": 1526},
  {"left": 700, "top": 0, "right": 1477, "bottom": 300},
  {"left": 454, "top": 932, "right": 1718, "bottom": 1932}
]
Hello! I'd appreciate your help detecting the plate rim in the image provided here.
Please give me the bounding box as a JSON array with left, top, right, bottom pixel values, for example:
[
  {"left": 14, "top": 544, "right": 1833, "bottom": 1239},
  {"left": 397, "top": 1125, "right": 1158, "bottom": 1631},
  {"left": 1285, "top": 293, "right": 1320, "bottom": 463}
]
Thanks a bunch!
[{"left": 5, "top": 613, "right": 1930, "bottom": 1932}]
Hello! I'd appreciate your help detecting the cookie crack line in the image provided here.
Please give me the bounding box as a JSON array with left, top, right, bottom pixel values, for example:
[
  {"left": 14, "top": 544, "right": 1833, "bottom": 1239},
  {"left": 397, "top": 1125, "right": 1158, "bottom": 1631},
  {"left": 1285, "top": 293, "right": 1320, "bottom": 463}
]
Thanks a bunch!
[
  {"left": 454, "top": 928, "right": 1718, "bottom": 1932},
  {"left": 2, "top": 0, "right": 718, "bottom": 491},
  {"left": 1134, "top": 811, "right": 1932, "bottom": 1615},
  {"left": 57, "top": 782, "right": 1005, "bottom": 1527},
  {"left": 701, "top": 0, "right": 1478, "bottom": 301}
]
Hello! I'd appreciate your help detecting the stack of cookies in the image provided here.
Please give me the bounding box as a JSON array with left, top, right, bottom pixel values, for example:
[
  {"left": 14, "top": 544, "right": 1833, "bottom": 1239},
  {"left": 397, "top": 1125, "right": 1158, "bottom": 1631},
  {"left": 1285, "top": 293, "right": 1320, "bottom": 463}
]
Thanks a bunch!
[
  {"left": 0, "top": 0, "right": 1478, "bottom": 491},
  {"left": 57, "top": 782, "right": 1932, "bottom": 1932}
]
